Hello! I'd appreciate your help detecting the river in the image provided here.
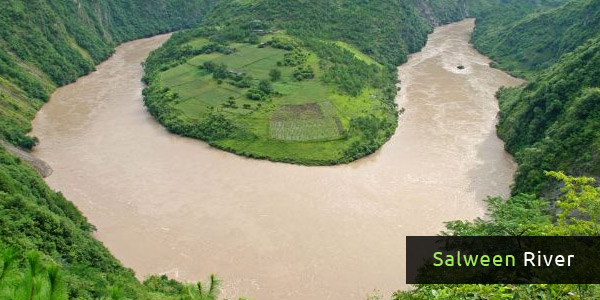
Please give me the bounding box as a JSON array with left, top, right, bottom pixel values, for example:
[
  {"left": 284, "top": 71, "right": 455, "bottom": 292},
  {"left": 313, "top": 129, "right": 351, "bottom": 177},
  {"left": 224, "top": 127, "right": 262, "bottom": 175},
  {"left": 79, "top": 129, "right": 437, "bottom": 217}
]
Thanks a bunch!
[{"left": 31, "top": 19, "right": 522, "bottom": 300}]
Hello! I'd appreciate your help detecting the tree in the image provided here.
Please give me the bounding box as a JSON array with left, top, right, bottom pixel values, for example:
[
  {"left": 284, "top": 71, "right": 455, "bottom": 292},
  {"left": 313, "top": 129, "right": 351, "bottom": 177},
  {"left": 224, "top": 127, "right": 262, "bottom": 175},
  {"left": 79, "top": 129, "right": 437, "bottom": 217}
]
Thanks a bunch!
[
  {"left": 258, "top": 80, "right": 273, "bottom": 94},
  {"left": 269, "top": 68, "right": 281, "bottom": 81},
  {"left": 181, "top": 274, "right": 221, "bottom": 300},
  {"left": 0, "top": 250, "right": 67, "bottom": 300}
]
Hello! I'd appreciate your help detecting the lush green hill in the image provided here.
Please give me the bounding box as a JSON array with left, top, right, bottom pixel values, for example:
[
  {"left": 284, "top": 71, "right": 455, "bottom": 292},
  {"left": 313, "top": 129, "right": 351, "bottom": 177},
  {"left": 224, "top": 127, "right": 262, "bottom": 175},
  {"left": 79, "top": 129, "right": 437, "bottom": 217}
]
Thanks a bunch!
[
  {"left": 0, "top": 146, "right": 229, "bottom": 299},
  {"left": 458, "top": 0, "right": 600, "bottom": 195},
  {"left": 141, "top": 0, "right": 566, "bottom": 165},
  {"left": 141, "top": 0, "right": 474, "bottom": 165},
  {"left": 472, "top": 0, "right": 600, "bottom": 77},
  {"left": 0, "top": 0, "right": 216, "bottom": 149},
  {"left": 497, "top": 36, "right": 600, "bottom": 194},
  {"left": 0, "top": 0, "right": 225, "bottom": 298}
]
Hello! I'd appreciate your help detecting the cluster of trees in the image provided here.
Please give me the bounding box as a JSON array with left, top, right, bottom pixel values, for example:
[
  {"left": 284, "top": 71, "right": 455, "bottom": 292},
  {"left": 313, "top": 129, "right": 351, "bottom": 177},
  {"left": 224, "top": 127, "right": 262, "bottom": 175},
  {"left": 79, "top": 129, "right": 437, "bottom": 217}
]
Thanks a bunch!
[
  {"left": 144, "top": 85, "right": 236, "bottom": 142},
  {"left": 202, "top": 62, "right": 230, "bottom": 80},
  {"left": 267, "top": 36, "right": 299, "bottom": 50},
  {"left": 342, "top": 115, "right": 396, "bottom": 163},
  {"left": 496, "top": 35, "right": 600, "bottom": 195},
  {"left": 0, "top": 145, "right": 242, "bottom": 299},
  {"left": 395, "top": 1, "right": 600, "bottom": 298},
  {"left": 395, "top": 172, "right": 600, "bottom": 299},
  {"left": 472, "top": 0, "right": 599, "bottom": 77},
  {"left": 292, "top": 65, "right": 314, "bottom": 81},
  {"left": 308, "top": 39, "right": 390, "bottom": 96},
  {"left": 280, "top": 49, "right": 308, "bottom": 66},
  {"left": 246, "top": 80, "right": 273, "bottom": 101}
]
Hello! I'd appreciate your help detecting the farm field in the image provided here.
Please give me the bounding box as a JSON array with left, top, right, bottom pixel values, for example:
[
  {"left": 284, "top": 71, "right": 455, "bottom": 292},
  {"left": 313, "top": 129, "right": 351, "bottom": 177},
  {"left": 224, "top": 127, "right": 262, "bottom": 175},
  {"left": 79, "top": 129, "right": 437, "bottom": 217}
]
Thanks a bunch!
[{"left": 153, "top": 35, "right": 395, "bottom": 164}]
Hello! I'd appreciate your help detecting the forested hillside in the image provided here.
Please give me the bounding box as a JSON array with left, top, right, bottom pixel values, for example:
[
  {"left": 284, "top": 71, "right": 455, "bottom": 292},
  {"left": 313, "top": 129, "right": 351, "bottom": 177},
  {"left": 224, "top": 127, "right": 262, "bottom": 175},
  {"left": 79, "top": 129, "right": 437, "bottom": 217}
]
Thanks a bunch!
[
  {"left": 497, "top": 32, "right": 600, "bottom": 195},
  {"left": 0, "top": 0, "right": 222, "bottom": 298},
  {"left": 472, "top": 0, "right": 600, "bottom": 76},
  {"left": 2, "top": 0, "right": 597, "bottom": 298},
  {"left": 465, "top": 0, "right": 600, "bottom": 195},
  {"left": 141, "top": 0, "right": 471, "bottom": 164},
  {"left": 0, "top": 0, "right": 216, "bottom": 149},
  {"left": 397, "top": 0, "right": 600, "bottom": 298}
]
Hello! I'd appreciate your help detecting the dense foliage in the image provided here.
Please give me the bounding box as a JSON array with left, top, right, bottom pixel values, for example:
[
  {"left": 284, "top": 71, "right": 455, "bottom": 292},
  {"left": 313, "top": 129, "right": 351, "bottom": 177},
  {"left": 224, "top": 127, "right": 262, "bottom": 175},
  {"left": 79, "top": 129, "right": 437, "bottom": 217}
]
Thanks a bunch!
[
  {"left": 472, "top": 0, "right": 600, "bottom": 77},
  {"left": 394, "top": 172, "right": 600, "bottom": 299},
  {"left": 141, "top": 0, "right": 478, "bottom": 165},
  {"left": 462, "top": 0, "right": 600, "bottom": 195},
  {"left": 497, "top": 36, "right": 600, "bottom": 195},
  {"left": 0, "top": 0, "right": 216, "bottom": 149},
  {"left": 394, "top": 1, "right": 600, "bottom": 298}
]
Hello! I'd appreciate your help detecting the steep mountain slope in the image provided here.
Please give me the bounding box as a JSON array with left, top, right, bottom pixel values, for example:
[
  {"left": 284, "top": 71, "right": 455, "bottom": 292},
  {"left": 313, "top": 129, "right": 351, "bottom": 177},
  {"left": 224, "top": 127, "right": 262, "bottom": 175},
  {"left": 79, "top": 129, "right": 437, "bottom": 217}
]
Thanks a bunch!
[
  {"left": 0, "top": 0, "right": 216, "bottom": 149},
  {"left": 497, "top": 36, "right": 600, "bottom": 194},
  {"left": 0, "top": 146, "right": 200, "bottom": 299},
  {"left": 472, "top": 0, "right": 600, "bottom": 76},
  {"left": 0, "top": 0, "right": 220, "bottom": 298}
]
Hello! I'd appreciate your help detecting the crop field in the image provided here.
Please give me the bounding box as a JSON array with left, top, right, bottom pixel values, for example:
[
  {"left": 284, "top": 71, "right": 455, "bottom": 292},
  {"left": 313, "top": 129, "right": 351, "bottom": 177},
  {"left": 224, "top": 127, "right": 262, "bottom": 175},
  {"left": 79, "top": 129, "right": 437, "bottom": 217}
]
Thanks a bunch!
[
  {"left": 269, "top": 102, "right": 344, "bottom": 141},
  {"left": 159, "top": 39, "right": 334, "bottom": 120},
  {"left": 155, "top": 36, "right": 393, "bottom": 163},
  {"left": 187, "top": 43, "right": 286, "bottom": 80}
]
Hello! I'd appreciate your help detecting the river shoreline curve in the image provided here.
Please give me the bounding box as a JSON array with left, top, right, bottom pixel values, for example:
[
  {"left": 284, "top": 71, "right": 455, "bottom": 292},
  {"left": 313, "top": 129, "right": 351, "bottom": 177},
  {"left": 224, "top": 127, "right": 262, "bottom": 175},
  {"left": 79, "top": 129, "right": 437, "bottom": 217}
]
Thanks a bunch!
[{"left": 31, "top": 20, "right": 521, "bottom": 300}]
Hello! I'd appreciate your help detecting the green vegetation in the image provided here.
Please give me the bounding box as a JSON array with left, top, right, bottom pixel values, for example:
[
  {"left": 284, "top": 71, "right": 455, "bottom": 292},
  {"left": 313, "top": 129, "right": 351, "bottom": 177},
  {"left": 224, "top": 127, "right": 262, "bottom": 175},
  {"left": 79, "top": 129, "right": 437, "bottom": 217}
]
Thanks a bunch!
[
  {"left": 395, "top": 172, "right": 600, "bottom": 299},
  {"left": 142, "top": 0, "right": 571, "bottom": 165},
  {"left": 395, "top": 0, "right": 600, "bottom": 298},
  {"left": 1, "top": 0, "right": 598, "bottom": 298},
  {"left": 0, "top": 0, "right": 217, "bottom": 149},
  {"left": 0, "top": 145, "right": 240, "bottom": 299},
  {"left": 496, "top": 36, "right": 600, "bottom": 195},
  {"left": 472, "top": 0, "right": 600, "bottom": 77},
  {"left": 144, "top": 32, "right": 398, "bottom": 164},
  {"left": 142, "top": 0, "right": 477, "bottom": 164}
]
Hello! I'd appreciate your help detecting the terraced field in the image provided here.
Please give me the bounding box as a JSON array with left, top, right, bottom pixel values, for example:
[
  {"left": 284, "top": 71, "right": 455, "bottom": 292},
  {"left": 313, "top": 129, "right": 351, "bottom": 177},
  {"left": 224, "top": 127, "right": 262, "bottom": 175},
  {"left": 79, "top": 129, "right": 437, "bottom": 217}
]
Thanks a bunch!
[{"left": 269, "top": 102, "right": 344, "bottom": 141}]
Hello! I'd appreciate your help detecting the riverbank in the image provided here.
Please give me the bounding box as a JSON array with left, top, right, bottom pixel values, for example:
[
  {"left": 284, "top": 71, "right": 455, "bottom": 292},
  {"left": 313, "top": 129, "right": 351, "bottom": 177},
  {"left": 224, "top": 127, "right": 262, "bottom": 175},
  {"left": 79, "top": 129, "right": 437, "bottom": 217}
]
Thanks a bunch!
[
  {"left": 142, "top": 31, "right": 398, "bottom": 165},
  {"left": 31, "top": 19, "right": 521, "bottom": 300},
  {"left": 0, "top": 139, "right": 52, "bottom": 177}
]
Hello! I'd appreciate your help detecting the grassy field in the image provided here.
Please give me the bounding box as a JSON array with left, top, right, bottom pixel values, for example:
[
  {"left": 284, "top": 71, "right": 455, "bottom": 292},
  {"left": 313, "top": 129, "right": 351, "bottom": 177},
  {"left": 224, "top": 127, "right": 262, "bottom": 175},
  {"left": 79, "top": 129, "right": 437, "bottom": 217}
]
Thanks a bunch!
[
  {"left": 155, "top": 36, "right": 393, "bottom": 163},
  {"left": 334, "top": 41, "right": 382, "bottom": 67}
]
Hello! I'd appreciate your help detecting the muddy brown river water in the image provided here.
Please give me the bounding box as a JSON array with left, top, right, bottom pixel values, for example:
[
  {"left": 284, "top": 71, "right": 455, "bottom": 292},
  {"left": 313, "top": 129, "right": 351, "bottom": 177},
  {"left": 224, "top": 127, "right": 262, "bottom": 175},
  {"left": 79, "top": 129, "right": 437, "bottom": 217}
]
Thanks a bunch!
[{"left": 31, "top": 19, "right": 522, "bottom": 300}]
